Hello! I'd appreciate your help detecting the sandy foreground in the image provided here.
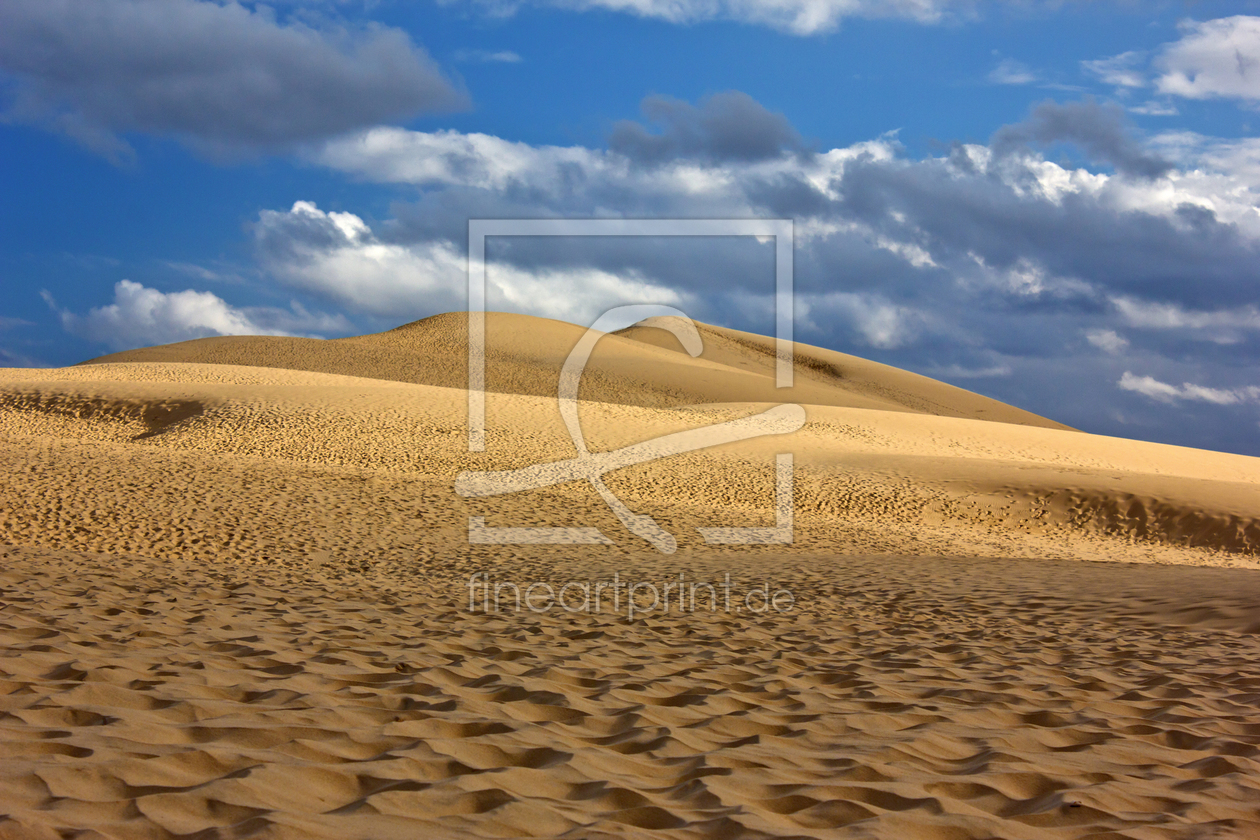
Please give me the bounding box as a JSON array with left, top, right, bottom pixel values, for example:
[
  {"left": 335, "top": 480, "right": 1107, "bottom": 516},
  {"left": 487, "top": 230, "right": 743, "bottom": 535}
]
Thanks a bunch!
[{"left": 1, "top": 312, "right": 1259, "bottom": 838}]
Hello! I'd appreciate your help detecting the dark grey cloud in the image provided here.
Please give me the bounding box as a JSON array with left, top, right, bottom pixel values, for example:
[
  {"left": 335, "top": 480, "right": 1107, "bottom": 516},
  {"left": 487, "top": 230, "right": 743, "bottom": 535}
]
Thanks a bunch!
[
  {"left": 609, "top": 91, "right": 809, "bottom": 165},
  {"left": 991, "top": 99, "right": 1173, "bottom": 179},
  {"left": 0, "top": 0, "right": 466, "bottom": 161},
  {"left": 831, "top": 154, "right": 1259, "bottom": 310},
  {"left": 743, "top": 173, "right": 834, "bottom": 218}
]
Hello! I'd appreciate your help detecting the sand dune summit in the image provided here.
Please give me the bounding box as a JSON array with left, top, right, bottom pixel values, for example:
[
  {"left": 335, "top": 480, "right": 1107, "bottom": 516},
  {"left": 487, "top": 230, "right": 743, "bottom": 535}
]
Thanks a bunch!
[{"left": 1, "top": 312, "right": 1259, "bottom": 839}]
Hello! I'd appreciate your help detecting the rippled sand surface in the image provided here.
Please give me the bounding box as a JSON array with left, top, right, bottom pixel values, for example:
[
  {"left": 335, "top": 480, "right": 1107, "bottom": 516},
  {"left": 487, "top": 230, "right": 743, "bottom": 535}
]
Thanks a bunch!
[{"left": 3, "top": 547, "right": 1260, "bottom": 839}]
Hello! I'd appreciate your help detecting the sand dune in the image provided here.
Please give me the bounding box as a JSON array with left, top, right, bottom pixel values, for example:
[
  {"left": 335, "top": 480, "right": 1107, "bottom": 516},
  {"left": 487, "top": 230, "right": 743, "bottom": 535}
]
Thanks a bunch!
[
  {"left": 2, "top": 312, "right": 1259, "bottom": 838},
  {"left": 83, "top": 311, "right": 1071, "bottom": 428}
]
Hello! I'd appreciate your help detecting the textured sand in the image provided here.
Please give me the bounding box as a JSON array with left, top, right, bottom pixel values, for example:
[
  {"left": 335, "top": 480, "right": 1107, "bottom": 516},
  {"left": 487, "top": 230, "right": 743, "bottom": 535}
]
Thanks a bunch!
[{"left": 2, "top": 312, "right": 1259, "bottom": 838}]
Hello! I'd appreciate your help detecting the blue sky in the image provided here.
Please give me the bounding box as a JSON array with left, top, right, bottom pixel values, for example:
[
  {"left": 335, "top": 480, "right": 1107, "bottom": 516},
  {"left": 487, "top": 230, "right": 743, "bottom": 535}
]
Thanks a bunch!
[{"left": 3, "top": 0, "right": 1260, "bottom": 454}]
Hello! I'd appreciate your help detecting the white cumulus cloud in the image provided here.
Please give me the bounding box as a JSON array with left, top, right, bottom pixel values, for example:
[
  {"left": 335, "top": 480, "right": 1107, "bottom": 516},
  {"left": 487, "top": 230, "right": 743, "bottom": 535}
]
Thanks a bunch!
[
  {"left": 314, "top": 128, "right": 612, "bottom": 192},
  {"left": 1156, "top": 16, "right": 1260, "bottom": 101},
  {"left": 45, "top": 280, "right": 348, "bottom": 351},
  {"left": 1087, "top": 18, "right": 1260, "bottom": 105}
]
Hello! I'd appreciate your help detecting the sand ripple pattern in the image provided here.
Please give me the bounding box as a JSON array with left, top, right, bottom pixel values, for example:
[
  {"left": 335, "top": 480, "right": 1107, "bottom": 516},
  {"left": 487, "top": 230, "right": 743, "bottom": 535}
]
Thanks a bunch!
[{"left": 2, "top": 547, "right": 1259, "bottom": 839}]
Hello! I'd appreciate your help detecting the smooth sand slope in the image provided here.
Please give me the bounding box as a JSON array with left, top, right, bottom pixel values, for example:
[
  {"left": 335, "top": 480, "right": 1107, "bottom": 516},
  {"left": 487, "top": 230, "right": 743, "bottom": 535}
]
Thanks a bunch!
[{"left": 1, "top": 312, "right": 1259, "bottom": 839}]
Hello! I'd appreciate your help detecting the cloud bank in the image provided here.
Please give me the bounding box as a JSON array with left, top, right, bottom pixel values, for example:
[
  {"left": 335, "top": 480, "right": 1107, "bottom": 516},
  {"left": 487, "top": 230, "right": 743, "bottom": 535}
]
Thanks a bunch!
[{"left": 0, "top": 0, "right": 466, "bottom": 161}]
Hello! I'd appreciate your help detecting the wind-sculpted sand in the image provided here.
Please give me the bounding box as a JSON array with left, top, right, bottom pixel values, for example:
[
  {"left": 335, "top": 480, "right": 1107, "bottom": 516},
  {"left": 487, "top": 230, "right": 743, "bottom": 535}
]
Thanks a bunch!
[
  {"left": 3, "top": 547, "right": 1260, "bottom": 840},
  {"left": 1, "top": 312, "right": 1259, "bottom": 838}
]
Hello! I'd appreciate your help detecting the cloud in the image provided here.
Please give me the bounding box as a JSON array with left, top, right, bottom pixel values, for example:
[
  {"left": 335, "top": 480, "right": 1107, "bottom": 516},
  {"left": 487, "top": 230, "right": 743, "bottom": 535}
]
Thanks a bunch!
[
  {"left": 988, "top": 58, "right": 1037, "bottom": 85},
  {"left": 454, "top": 49, "right": 522, "bottom": 63},
  {"left": 991, "top": 99, "right": 1173, "bottom": 179},
  {"left": 307, "top": 92, "right": 1260, "bottom": 316},
  {"left": 1155, "top": 16, "right": 1260, "bottom": 101},
  {"left": 1113, "top": 297, "right": 1260, "bottom": 339},
  {"left": 314, "top": 128, "right": 609, "bottom": 192},
  {"left": 253, "top": 201, "right": 470, "bottom": 316},
  {"left": 1086, "top": 18, "right": 1260, "bottom": 105},
  {"left": 162, "top": 262, "right": 231, "bottom": 283},
  {"left": 453, "top": 0, "right": 976, "bottom": 35},
  {"left": 832, "top": 150, "right": 1260, "bottom": 312},
  {"left": 1150, "top": 132, "right": 1260, "bottom": 187},
  {"left": 1086, "top": 329, "right": 1128, "bottom": 354},
  {"left": 1082, "top": 50, "right": 1147, "bottom": 88},
  {"left": 609, "top": 91, "right": 809, "bottom": 165},
  {"left": 800, "top": 291, "right": 925, "bottom": 349},
  {"left": 44, "top": 280, "right": 349, "bottom": 350},
  {"left": 1127, "top": 100, "right": 1178, "bottom": 116},
  {"left": 1119, "top": 371, "right": 1260, "bottom": 405},
  {"left": 254, "top": 201, "right": 687, "bottom": 325},
  {"left": 0, "top": 0, "right": 466, "bottom": 161}
]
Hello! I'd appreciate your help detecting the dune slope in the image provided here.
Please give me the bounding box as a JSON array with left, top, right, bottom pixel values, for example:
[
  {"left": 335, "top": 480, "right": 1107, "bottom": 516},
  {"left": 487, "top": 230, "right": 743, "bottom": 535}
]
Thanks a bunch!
[{"left": 28, "top": 310, "right": 1260, "bottom": 563}]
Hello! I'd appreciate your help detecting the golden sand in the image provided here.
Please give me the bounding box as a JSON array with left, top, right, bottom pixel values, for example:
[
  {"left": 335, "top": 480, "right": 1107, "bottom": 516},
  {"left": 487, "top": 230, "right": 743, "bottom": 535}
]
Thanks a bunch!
[{"left": 1, "top": 312, "right": 1258, "bottom": 838}]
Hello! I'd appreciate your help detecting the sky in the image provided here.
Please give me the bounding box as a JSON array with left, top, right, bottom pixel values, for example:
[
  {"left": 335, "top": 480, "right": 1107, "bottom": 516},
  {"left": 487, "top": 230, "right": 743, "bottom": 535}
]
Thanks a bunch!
[{"left": 3, "top": 1, "right": 1260, "bottom": 456}]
